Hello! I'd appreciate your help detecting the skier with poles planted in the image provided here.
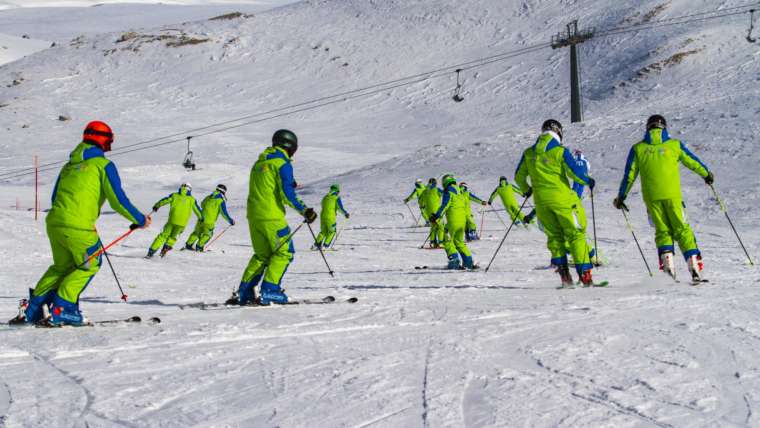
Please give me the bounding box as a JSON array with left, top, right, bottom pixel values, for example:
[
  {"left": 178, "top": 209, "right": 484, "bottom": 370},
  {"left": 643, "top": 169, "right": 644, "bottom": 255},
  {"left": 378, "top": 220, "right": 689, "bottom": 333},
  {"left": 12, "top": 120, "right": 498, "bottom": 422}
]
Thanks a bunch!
[
  {"left": 613, "top": 114, "right": 712, "bottom": 283},
  {"left": 515, "top": 119, "right": 597, "bottom": 287},
  {"left": 430, "top": 174, "right": 478, "bottom": 270},
  {"left": 146, "top": 183, "right": 202, "bottom": 258},
  {"left": 488, "top": 176, "right": 529, "bottom": 225},
  {"left": 403, "top": 179, "right": 426, "bottom": 225},
  {"left": 313, "top": 184, "right": 349, "bottom": 250},
  {"left": 231, "top": 129, "right": 317, "bottom": 306},
  {"left": 9, "top": 121, "right": 151, "bottom": 326},
  {"left": 459, "top": 182, "right": 487, "bottom": 241},
  {"left": 184, "top": 184, "right": 234, "bottom": 252},
  {"left": 421, "top": 178, "right": 444, "bottom": 248}
]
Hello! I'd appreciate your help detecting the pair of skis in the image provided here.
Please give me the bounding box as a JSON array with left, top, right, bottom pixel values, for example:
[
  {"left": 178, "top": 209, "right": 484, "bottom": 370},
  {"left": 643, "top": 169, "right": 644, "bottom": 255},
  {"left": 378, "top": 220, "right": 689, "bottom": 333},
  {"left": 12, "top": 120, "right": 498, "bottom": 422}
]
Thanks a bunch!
[
  {"left": 6, "top": 315, "right": 162, "bottom": 329},
  {"left": 179, "top": 295, "right": 359, "bottom": 311}
]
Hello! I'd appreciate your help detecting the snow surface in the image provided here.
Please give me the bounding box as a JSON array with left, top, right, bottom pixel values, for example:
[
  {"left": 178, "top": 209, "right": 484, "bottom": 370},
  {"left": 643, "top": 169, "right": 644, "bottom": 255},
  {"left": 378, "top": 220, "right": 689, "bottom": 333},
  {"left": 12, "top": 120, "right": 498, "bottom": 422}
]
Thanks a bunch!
[
  {"left": 1, "top": 0, "right": 760, "bottom": 426},
  {"left": 0, "top": 33, "right": 51, "bottom": 66}
]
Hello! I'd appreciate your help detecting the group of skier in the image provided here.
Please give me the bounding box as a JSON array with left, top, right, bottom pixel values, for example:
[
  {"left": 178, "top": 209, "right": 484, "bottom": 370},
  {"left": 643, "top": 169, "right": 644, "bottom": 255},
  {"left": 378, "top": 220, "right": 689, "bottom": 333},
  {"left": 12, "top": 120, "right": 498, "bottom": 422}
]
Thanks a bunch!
[{"left": 8, "top": 112, "right": 715, "bottom": 326}]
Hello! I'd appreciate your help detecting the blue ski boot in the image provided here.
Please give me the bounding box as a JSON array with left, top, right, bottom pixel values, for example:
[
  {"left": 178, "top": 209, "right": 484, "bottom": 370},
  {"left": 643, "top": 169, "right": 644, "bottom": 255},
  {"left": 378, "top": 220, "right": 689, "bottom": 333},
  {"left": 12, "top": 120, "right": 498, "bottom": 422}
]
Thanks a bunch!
[
  {"left": 236, "top": 275, "right": 262, "bottom": 305},
  {"left": 260, "top": 282, "right": 288, "bottom": 305},
  {"left": 49, "top": 295, "right": 90, "bottom": 326},
  {"left": 447, "top": 254, "right": 462, "bottom": 270},
  {"left": 145, "top": 248, "right": 156, "bottom": 259}
]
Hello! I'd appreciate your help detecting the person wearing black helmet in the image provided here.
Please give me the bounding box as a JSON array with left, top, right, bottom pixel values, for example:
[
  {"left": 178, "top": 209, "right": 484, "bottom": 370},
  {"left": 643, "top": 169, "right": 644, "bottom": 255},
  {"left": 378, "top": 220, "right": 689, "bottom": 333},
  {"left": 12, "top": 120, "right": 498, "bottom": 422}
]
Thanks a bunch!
[
  {"left": 515, "top": 119, "right": 597, "bottom": 287},
  {"left": 233, "top": 129, "right": 316, "bottom": 305},
  {"left": 614, "top": 115, "right": 712, "bottom": 283},
  {"left": 184, "top": 184, "right": 235, "bottom": 252}
]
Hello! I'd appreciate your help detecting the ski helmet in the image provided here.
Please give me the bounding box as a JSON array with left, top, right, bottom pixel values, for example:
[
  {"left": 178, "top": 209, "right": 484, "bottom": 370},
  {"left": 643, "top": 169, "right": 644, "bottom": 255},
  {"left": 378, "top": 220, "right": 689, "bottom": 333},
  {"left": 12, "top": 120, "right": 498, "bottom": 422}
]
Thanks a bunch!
[
  {"left": 541, "top": 119, "right": 563, "bottom": 141},
  {"left": 442, "top": 174, "right": 456, "bottom": 188},
  {"left": 216, "top": 184, "right": 227, "bottom": 195},
  {"left": 272, "top": 129, "right": 298, "bottom": 157},
  {"left": 646, "top": 114, "right": 667, "bottom": 130},
  {"left": 415, "top": 178, "right": 423, "bottom": 184},
  {"left": 180, "top": 182, "right": 192, "bottom": 192},
  {"left": 83, "top": 121, "right": 114, "bottom": 152},
  {"left": 330, "top": 184, "right": 340, "bottom": 193},
  {"left": 428, "top": 178, "right": 437, "bottom": 186},
  {"left": 499, "top": 176, "right": 507, "bottom": 183},
  {"left": 460, "top": 181, "right": 468, "bottom": 190}
]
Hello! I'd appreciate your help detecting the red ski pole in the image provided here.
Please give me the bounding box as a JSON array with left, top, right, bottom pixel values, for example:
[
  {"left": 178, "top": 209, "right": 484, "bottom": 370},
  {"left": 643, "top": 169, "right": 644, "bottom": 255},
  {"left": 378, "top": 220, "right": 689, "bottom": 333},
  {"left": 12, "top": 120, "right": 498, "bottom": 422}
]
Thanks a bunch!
[
  {"left": 205, "top": 225, "right": 232, "bottom": 250},
  {"left": 81, "top": 229, "right": 134, "bottom": 268}
]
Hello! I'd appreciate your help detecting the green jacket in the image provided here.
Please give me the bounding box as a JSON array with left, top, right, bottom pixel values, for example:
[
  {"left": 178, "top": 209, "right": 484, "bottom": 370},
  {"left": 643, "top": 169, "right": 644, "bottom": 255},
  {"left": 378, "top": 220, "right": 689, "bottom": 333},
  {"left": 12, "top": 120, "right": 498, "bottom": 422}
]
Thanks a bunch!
[
  {"left": 47, "top": 142, "right": 146, "bottom": 230},
  {"left": 618, "top": 128, "right": 709, "bottom": 203},
  {"left": 321, "top": 190, "right": 348, "bottom": 223},
  {"left": 154, "top": 187, "right": 202, "bottom": 226},
  {"left": 199, "top": 190, "right": 234, "bottom": 227},
  {"left": 515, "top": 132, "right": 591, "bottom": 207},
  {"left": 404, "top": 183, "right": 425, "bottom": 204},
  {"left": 489, "top": 180, "right": 524, "bottom": 208},
  {"left": 247, "top": 146, "right": 307, "bottom": 222},
  {"left": 420, "top": 184, "right": 442, "bottom": 215},
  {"left": 434, "top": 184, "right": 467, "bottom": 224}
]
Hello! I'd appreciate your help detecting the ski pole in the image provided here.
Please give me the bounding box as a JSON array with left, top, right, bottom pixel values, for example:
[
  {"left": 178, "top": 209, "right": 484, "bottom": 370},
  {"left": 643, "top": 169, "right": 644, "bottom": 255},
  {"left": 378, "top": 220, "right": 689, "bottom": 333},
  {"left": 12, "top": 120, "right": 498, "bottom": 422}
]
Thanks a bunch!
[
  {"left": 80, "top": 229, "right": 135, "bottom": 268},
  {"left": 485, "top": 197, "right": 530, "bottom": 273},
  {"left": 708, "top": 184, "right": 754, "bottom": 265},
  {"left": 99, "top": 241, "right": 128, "bottom": 302},
  {"left": 590, "top": 186, "right": 600, "bottom": 267},
  {"left": 419, "top": 229, "right": 432, "bottom": 249},
  {"left": 621, "top": 207, "right": 653, "bottom": 277},
  {"left": 331, "top": 220, "right": 347, "bottom": 247},
  {"left": 492, "top": 208, "right": 508, "bottom": 227},
  {"left": 306, "top": 222, "right": 335, "bottom": 276},
  {"left": 478, "top": 207, "right": 486, "bottom": 237},
  {"left": 205, "top": 225, "right": 232, "bottom": 250},
  {"left": 405, "top": 202, "right": 419, "bottom": 226}
]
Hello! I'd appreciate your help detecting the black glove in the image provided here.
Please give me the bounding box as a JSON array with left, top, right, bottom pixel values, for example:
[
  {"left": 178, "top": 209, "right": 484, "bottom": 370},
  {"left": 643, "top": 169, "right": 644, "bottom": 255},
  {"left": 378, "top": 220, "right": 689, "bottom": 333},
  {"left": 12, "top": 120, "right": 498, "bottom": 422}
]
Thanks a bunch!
[
  {"left": 704, "top": 172, "right": 714, "bottom": 185},
  {"left": 587, "top": 178, "right": 596, "bottom": 190},
  {"left": 152, "top": 205, "right": 159, "bottom": 212},
  {"left": 230, "top": 219, "right": 236, "bottom": 226},
  {"left": 523, "top": 187, "right": 532, "bottom": 198},
  {"left": 523, "top": 210, "right": 536, "bottom": 224},
  {"left": 613, "top": 197, "right": 627, "bottom": 210},
  {"left": 429, "top": 213, "right": 440, "bottom": 224},
  {"left": 129, "top": 223, "right": 141, "bottom": 230},
  {"left": 303, "top": 208, "right": 317, "bottom": 224}
]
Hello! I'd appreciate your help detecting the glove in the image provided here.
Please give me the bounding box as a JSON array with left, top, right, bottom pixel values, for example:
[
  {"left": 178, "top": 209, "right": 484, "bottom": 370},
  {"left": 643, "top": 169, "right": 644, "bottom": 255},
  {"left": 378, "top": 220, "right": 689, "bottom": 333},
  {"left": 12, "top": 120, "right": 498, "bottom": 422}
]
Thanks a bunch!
[
  {"left": 523, "top": 210, "right": 535, "bottom": 224},
  {"left": 481, "top": 201, "right": 487, "bottom": 206},
  {"left": 704, "top": 172, "right": 714, "bottom": 185},
  {"left": 303, "top": 208, "right": 317, "bottom": 224},
  {"left": 587, "top": 178, "right": 596, "bottom": 190},
  {"left": 152, "top": 205, "right": 159, "bottom": 212},
  {"left": 429, "top": 213, "right": 440, "bottom": 224},
  {"left": 230, "top": 219, "right": 236, "bottom": 226},
  {"left": 345, "top": 213, "right": 350, "bottom": 219},
  {"left": 523, "top": 187, "right": 532, "bottom": 198},
  {"left": 488, "top": 201, "right": 493, "bottom": 206},
  {"left": 130, "top": 215, "right": 152, "bottom": 230},
  {"left": 613, "top": 197, "right": 627, "bottom": 210}
]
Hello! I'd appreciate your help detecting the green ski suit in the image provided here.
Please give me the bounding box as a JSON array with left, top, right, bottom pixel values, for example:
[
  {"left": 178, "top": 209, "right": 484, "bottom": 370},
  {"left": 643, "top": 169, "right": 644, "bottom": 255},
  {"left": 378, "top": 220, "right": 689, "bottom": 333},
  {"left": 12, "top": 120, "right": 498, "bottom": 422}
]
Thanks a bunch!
[
  {"left": 404, "top": 182, "right": 426, "bottom": 220},
  {"left": 315, "top": 189, "right": 349, "bottom": 248},
  {"left": 463, "top": 189, "right": 486, "bottom": 233},
  {"left": 185, "top": 190, "right": 234, "bottom": 250},
  {"left": 515, "top": 131, "right": 594, "bottom": 274},
  {"left": 489, "top": 179, "right": 526, "bottom": 223},
  {"left": 28, "top": 142, "right": 146, "bottom": 322},
  {"left": 617, "top": 128, "right": 709, "bottom": 259},
  {"left": 434, "top": 184, "right": 473, "bottom": 268},
  {"left": 149, "top": 186, "right": 202, "bottom": 252},
  {"left": 421, "top": 183, "right": 444, "bottom": 245},
  {"left": 238, "top": 146, "right": 309, "bottom": 305}
]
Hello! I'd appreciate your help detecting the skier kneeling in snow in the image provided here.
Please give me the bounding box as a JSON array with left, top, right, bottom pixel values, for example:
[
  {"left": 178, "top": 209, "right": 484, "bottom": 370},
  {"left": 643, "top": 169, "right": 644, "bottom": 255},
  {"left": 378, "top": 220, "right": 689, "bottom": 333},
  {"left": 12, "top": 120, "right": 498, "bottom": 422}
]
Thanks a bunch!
[
  {"left": 146, "top": 183, "right": 202, "bottom": 258},
  {"left": 313, "top": 184, "right": 349, "bottom": 250},
  {"left": 459, "top": 182, "right": 487, "bottom": 241},
  {"left": 231, "top": 129, "right": 317, "bottom": 306},
  {"left": 614, "top": 114, "right": 712, "bottom": 282},
  {"left": 515, "top": 119, "right": 596, "bottom": 287},
  {"left": 184, "top": 184, "right": 234, "bottom": 252},
  {"left": 430, "top": 174, "right": 477, "bottom": 270},
  {"left": 9, "top": 121, "right": 150, "bottom": 326}
]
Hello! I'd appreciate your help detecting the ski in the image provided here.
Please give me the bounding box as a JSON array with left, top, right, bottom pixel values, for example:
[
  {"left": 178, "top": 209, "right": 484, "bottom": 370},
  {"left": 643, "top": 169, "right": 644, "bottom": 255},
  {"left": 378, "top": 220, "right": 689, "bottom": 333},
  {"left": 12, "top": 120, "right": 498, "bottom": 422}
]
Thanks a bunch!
[
  {"left": 180, "top": 296, "right": 358, "bottom": 310},
  {"left": 414, "top": 266, "right": 480, "bottom": 272},
  {"left": 5, "top": 316, "right": 161, "bottom": 329},
  {"left": 579, "top": 281, "right": 610, "bottom": 288}
]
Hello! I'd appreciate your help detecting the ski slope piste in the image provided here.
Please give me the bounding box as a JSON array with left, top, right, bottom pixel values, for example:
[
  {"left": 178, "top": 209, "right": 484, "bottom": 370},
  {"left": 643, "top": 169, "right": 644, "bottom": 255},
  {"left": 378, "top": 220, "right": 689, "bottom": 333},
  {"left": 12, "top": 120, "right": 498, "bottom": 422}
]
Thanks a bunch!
[{"left": 1, "top": 0, "right": 759, "bottom": 426}]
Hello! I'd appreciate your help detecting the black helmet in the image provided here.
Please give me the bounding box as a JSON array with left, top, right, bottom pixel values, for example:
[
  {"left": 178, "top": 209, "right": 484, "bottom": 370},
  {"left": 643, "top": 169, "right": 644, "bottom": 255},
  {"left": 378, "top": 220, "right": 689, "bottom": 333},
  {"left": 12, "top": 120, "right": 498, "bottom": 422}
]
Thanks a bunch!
[
  {"left": 272, "top": 129, "right": 298, "bottom": 156},
  {"left": 646, "top": 114, "right": 667, "bottom": 130},
  {"left": 428, "top": 177, "right": 437, "bottom": 185},
  {"left": 499, "top": 176, "right": 507, "bottom": 183},
  {"left": 216, "top": 184, "right": 227, "bottom": 195},
  {"left": 541, "top": 119, "right": 563, "bottom": 140}
]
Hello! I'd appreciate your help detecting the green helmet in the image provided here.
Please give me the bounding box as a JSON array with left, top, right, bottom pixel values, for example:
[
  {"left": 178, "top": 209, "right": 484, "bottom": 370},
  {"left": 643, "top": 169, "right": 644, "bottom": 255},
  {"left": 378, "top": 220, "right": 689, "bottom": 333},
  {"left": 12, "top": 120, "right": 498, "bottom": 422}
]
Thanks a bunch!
[
  {"left": 272, "top": 129, "right": 298, "bottom": 157},
  {"left": 442, "top": 174, "right": 456, "bottom": 188},
  {"left": 330, "top": 184, "right": 340, "bottom": 193}
]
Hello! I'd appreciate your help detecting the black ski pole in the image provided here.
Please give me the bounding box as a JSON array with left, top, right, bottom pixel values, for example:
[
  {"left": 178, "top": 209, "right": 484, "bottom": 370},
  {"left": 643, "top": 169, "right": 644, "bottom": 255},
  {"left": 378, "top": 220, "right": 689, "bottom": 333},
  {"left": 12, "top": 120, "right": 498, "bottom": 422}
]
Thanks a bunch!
[
  {"left": 306, "top": 222, "right": 335, "bottom": 276},
  {"left": 621, "top": 207, "right": 653, "bottom": 277},
  {"left": 590, "top": 186, "right": 600, "bottom": 267},
  {"left": 709, "top": 184, "right": 754, "bottom": 265},
  {"left": 99, "top": 241, "right": 129, "bottom": 302},
  {"left": 485, "top": 197, "right": 530, "bottom": 273}
]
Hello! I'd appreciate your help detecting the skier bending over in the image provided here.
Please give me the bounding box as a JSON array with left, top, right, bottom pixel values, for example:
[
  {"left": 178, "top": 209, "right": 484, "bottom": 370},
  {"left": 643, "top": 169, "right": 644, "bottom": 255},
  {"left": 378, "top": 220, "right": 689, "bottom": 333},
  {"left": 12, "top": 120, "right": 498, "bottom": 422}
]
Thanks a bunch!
[
  {"left": 430, "top": 174, "right": 477, "bottom": 270},
  {"left": 515, "top": 119, "right": 596, "bottom": 287},
  {"left": 185, "top": 184, "right": 235, "bottom": 252},
  {"left": 403, "top": 179, "right": 426, "bottom": 224},
  {"left": 488, "top": 176, "right": 529, "bottom": 225},
  {"left": 313, "top": 184, "right": 350, "bottom": 250},
  {"left": 147, "top": 183, "right": 202, "bottom": 258},
  {"left": 460, "top": 182, "right": 487, "bottom": 241},
  {"left": 421, "top": 178, "right": 444, "bottom": 248},
  {"left": 10, "top": 121, "right": 150, "bottom": 326},
  {"left": 233, "top": 129, "right": 317, "bottom": 305},
  {"left": 614, "top": 114, "right": 712, "bottom": 282}
]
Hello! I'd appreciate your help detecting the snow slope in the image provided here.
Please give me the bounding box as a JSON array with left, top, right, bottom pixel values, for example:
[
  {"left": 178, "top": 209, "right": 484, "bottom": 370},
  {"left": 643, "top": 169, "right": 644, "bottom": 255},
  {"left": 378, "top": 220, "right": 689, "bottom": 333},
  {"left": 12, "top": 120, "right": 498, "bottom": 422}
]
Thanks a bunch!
[
  {"left": 1, "top": 0, "right": 760, "bottom": 426},
  {"left": 0, "top": 33, "right": 50, "bottom": 66}
]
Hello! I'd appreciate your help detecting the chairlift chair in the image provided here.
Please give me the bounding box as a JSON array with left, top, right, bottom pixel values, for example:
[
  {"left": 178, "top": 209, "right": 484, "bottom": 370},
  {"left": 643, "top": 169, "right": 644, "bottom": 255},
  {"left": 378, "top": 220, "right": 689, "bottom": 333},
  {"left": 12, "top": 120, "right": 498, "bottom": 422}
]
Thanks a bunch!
[
  {"left": 183, "top": 136, "right": 196, "bottom": 170},
  {"left": 452, "top": 69, "right": 465, "bottom": 102}
]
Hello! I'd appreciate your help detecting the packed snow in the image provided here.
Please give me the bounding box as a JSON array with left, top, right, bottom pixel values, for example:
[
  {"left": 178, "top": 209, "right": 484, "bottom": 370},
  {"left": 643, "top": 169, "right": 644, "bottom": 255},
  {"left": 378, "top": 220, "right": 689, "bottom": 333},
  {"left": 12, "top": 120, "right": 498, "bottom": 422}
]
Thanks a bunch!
[{"left": 1, "top": 0, "right": 760, "bottom": 426}]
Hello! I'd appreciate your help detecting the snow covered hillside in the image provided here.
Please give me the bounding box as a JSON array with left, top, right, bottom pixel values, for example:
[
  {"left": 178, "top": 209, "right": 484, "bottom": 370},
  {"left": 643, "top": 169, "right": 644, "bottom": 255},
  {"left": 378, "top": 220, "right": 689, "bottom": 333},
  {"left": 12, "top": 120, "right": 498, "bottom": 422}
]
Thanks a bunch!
[
  {"left": 0, "top": 33, "right": 50, "bottom": 66},
  {"left": 1, "top": 0, "right": 760, "bottom": 426}
]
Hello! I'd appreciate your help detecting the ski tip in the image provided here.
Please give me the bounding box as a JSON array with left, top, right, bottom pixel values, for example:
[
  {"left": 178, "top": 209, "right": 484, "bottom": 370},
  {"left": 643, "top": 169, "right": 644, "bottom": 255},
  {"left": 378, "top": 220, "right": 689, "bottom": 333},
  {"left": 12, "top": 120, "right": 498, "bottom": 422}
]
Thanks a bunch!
[
  {"left": 347, "top": 297, "right": 359, "bottom": 303},
  {"left": 323, "top": 296, "right": 336, "bottom": 303},
  {"left": 149, "top": 317, "right": 162, "bottom": 323},
  {"left": 128, "top": 316, "right": 142, "bottom": 322}
]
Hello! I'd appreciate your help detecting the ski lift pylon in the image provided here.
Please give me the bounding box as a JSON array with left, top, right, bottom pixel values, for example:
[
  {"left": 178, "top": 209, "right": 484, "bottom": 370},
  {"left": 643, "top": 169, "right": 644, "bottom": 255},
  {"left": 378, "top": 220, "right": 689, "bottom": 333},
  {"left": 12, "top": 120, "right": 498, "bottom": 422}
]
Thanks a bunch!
[
  {"left": 452, "top": 68, "right": 465, "bottom": 102},
  {"left": 183, "top": 136, "right": 196, "bottom": 170}
]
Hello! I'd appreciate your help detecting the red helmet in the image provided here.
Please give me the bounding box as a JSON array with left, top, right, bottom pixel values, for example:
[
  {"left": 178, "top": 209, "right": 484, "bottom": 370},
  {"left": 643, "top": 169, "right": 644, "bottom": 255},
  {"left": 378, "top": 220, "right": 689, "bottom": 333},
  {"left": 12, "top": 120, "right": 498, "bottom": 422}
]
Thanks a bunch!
[{"left": 83, "top": 121, "right": 114, "bottom": 151}]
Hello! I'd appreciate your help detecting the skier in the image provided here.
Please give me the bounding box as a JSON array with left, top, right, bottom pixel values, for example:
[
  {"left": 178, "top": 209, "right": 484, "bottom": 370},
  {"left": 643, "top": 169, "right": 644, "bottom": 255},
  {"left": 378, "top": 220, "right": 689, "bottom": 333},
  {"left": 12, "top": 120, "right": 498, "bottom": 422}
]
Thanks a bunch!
[
  {"left": 459, "top": 182, "right": 487, "bottom": 241},
  {"left": 571, "top": 149, "right": 591, "bottom": 199},
  {"left": 146, "top": 183, "right": 202, "bottom": 258},
  {"left": 420, "top": 178, "right": 444, "bottom": 248},
  {"left": 184, "top": 184, "right": 235, "bottom": 252},
  {"left": 488, "top": 176, "right": 528, "bottom": 224},
  {"left": 403, "top": 179, "right": 426, "bottom": 224},
  {"left": 515, "top": 119, "right": 596, "bottom": 287},
  {"left": 9, "top": 121, "right": 150, "bottom": 326},
  {"left": 234, "top": 129, "right": 317, "bottom": 305},
  {"left": 430, "top": 174, "right": 477, "bottom": 270},
  {"left": 614, "top": 114, "right": 712, "bottom": 282},
  {"left": 313, "top": 184, "right": 350, "bottom": 250}
]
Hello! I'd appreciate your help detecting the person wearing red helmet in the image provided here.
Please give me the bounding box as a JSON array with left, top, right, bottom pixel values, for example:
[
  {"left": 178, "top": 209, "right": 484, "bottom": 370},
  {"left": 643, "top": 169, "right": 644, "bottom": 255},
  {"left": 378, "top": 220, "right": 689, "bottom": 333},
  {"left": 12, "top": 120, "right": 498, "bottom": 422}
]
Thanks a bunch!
[{"left": 9, "top": 121, "right": 151, "bottom": 326}]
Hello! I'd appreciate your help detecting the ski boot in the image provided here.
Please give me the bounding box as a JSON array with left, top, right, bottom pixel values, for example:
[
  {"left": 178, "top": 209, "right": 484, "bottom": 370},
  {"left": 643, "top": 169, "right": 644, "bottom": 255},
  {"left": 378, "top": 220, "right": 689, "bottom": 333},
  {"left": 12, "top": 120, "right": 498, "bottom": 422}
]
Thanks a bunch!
[
  {"left": 260, "top": 282, "right": 288, "bottom": 305},
  {"left": 687, "top": 254, "right": 704, "bottom": 284},
  {"left": 184, "top": 243, "right": 194, "bottom": 251},
  {"left": 659, "top": 251, "right": 676, "bottom": 280},
  {"left": 145, "top": 248, "right": 156, "bottom": 259},
  {"left": 10, "top": 288, "right": 54, "bottom": 325},
  {"left": 447, "top": 254, "right": 462, "bottom": 270},
  {"left": 159, "top": 245, "right": 172, "bottom": 258},
  {"left": 556, "top": 264, "right": 574, "bottom": 289},
  {"left": 580, "top": 270, "right": 594, "bottom": 287},
  {"left": 237, "top": 276, "right": 261, "bottom": 305},
  {"left": 195, "top": 245, "right": 204, "bottom": 253},
  {"left": 48, "top": 296, "right": 90, "bottom": 327},
  {"left": 8, "top": 298, "right": 29, "bottom": 325},
  {"left": 462, "top": 255, "right": 479, "bottom": 271}
]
